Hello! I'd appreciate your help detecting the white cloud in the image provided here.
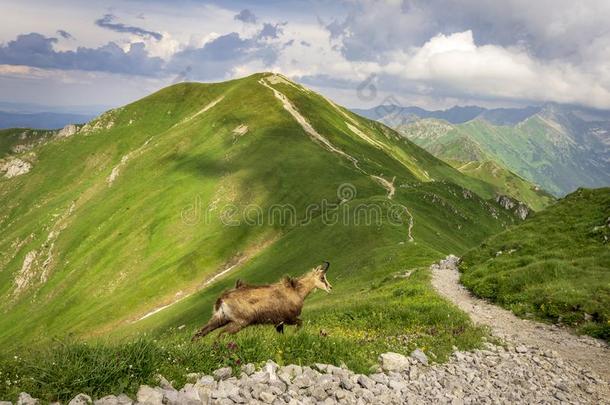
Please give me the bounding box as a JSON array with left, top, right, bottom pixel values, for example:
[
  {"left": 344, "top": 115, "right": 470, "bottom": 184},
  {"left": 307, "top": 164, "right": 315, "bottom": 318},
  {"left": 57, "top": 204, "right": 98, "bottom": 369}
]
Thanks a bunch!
[{"left": 387, "top": 31, "right": 610, "bottom": 109}]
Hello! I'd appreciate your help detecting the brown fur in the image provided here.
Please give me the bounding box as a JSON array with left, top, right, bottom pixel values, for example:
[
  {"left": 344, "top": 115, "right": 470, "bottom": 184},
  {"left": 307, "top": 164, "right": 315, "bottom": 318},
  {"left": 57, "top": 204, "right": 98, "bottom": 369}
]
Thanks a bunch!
[{"left": 192, "top": 262, "right": 331, "bottom": 341}]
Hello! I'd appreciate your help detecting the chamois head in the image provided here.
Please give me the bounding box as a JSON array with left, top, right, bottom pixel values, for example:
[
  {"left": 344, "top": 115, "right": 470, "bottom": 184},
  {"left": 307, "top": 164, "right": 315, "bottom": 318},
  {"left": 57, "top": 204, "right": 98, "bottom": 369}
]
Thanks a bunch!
[{"left": 311, "top": 261, "right": 332, "bottom": 293}]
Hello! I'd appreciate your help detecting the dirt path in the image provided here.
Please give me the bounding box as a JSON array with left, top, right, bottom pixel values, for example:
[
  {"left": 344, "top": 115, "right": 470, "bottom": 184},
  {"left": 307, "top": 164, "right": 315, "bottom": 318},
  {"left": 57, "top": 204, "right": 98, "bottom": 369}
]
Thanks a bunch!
[
  {"left": 258, "top": 76, "right": 364, "bottom": 173},
  {"left": 431, "top": 255, "right": 610, "bottom": 382},
  {"left": 371, "top": 175, "right": 396, "bottom": 199},
  {"left": 371, "top": 175, "right": 414, "bottom": 242}
]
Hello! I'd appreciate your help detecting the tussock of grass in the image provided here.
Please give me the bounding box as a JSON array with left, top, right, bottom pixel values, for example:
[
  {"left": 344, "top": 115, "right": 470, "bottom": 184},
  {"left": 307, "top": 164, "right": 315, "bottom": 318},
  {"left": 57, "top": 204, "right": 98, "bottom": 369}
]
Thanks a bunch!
[{"left": 460, "top": 188, "right": 610, "bottom": 340}]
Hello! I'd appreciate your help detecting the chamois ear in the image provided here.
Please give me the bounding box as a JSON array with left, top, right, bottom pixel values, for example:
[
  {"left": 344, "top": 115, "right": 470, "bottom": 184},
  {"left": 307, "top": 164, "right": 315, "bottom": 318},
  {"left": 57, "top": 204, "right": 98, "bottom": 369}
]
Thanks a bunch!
[{"left": 320, "top": 261, "right": 330, "bottom": 274}]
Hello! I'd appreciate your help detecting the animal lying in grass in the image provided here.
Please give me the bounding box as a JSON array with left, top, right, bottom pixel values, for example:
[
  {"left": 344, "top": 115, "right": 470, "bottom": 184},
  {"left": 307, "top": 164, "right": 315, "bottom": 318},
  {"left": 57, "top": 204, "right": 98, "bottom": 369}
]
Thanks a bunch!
[{"left": 192, "top": 262, "right": 332, "bottom": 340}]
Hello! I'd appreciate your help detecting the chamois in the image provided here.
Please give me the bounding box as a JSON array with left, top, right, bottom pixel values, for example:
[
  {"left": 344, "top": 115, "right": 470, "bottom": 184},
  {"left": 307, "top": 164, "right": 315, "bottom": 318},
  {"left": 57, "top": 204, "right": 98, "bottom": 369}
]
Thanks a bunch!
[{"left": 192, "top": 262, "right": 332, "bottom": 341}]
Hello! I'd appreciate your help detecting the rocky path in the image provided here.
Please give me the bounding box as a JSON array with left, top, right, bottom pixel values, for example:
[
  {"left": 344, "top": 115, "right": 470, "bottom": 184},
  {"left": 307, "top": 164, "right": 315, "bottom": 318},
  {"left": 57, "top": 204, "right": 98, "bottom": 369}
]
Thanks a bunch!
[
  {"left": 431, "top": 255, "right": 610, "bottom": 379},
  {"left": 432, "top": 256, "right": 610, "bottom": 397}
]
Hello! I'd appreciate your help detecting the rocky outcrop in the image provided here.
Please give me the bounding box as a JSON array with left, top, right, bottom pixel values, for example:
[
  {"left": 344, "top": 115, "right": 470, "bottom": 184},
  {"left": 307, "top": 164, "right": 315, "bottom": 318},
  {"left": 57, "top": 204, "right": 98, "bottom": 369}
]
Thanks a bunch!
[
  {"left": 0, "top": 157, "right": 32, "bottom": 178},
  {"left": 495, "top": 194, "right": 530, "bottom": 219},
  {"left": 514, "top": 203, "right": 529, "bottom": 220},
  {"left": 57, "top": 124, "right": 78, "bottom": 138},
  {"left": 80, "top": 109, "right": 119, "bottom": 135},
  {"left": 496, "top": 194, "right": 516, "bottom": 210}
]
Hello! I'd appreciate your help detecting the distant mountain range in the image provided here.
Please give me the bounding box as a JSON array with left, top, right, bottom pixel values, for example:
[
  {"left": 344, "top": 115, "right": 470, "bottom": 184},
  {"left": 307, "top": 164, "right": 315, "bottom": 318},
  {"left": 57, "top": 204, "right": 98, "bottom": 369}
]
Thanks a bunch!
[
  {"left": 352, "top": 103, "right": 610, "bottom": 126},
  {"left": 0, "top": 111, "right": 97, "bottom": 130},
  {"left": 354, "top": 103, "right": 610, "bottom": 197},
  {"left": 0, "top": 101, "right": 108, "bottom": 130}
]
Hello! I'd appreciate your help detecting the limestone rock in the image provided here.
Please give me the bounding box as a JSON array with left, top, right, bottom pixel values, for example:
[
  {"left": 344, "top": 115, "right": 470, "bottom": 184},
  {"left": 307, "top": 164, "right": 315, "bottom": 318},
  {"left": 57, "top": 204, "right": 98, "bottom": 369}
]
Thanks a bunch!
[
  {"left": 68, "top": 394, "right": 92, "bottom": 405},
  {"left": 379, "top": 352, "right": 411, "bottom": 372},
  {"left": 410, "top": 348, "right": 429, "bottom": 365}
]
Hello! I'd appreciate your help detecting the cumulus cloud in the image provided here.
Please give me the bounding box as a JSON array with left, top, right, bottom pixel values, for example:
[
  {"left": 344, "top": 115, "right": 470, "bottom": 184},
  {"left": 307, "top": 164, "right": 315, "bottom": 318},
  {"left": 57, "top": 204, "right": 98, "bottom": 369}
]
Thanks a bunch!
[
  {"left": 169, "top": 26, "right": 283, "bottom": 81},
  {"left": 234, "top": 9, "right": 257, "bottom": 24},
  {"left": 311, "top": 1, "right": 610, "bottom": 109},
  {"left": 95, "top": 13, "right": 163, "bottom": 41},
  {"left": 324, "top": 0, "right": 610, "bottom": 63},
  {"left": 0, "top": 33, "right": 164, "bottom": 76},
  {"left": 388, "top": 31, "right": 610, "bottom": 108}
]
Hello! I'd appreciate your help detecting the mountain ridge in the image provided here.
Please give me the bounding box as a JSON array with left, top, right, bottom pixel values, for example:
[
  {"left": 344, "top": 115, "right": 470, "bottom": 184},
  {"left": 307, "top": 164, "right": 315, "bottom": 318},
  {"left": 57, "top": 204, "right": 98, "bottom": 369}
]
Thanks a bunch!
[
  {"left": 352, "top": 102, "right": 610, "bottom": 126},
  {"left": 367, "top": 103, "right": 610, "bottom": 197}
]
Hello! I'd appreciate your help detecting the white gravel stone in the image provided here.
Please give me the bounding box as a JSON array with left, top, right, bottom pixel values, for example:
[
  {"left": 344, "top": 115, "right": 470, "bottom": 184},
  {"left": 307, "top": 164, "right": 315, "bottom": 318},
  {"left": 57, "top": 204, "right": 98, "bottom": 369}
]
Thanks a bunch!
[
  {"left": 379, "top": 352, "right": 411, "bottom": 372},
  {"left": 411, "top": 348, "right": 429, "bottom": 365},
  {"left": 16, "top": 393, "right": 39, "bottom": 405},
  {"left": 68, "top": 393, "right": 92, "bottom": 405}
]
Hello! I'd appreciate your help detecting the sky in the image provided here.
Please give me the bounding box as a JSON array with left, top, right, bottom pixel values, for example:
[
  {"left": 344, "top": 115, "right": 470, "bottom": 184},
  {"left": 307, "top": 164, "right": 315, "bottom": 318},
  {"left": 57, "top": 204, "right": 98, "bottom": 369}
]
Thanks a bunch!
[{"left": 2, "top": 0, "right": 610, "bottom": 112}]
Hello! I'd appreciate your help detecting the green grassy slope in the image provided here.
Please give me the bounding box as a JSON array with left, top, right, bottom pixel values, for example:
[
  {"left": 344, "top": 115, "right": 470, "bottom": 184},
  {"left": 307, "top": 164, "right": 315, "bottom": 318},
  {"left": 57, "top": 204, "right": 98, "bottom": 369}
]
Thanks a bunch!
[
  {"left": 454, "top": 160, "right": 555, "bottom": 211},
  {"left": 396, "top": 120, "right": 554, "bottom": 210},
  {"left": 460, "top": 188, "right": 610, "bottom": 340},
  {"left": 0, "top": 73, "right": 523, "bottom": 401}
]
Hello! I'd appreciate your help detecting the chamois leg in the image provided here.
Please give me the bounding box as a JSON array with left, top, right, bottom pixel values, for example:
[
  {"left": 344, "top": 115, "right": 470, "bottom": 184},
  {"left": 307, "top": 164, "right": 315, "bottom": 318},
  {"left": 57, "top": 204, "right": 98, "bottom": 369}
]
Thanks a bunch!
[
  {"left": 217, "top": 321, "right": 245, "bottom": 338},
  {"left": 192, "top": 315, "right": 228, "bottom": 341},
  {"left": 285, "top": 317, "right": 303, "bottom": 328},
  {"left": 275, "top": 318, "right": 302, "bottom": 334}
]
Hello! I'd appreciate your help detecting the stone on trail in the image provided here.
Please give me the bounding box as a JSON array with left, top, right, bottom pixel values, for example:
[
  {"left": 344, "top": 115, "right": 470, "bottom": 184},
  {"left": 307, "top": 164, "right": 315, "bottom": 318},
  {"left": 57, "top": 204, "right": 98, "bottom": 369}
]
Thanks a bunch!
[
  {"left": 379, "top": 352, "right": 411, "bottom": 372},
  {"left": 356, "top": 374, "right": 375, "bottom": 390},
  {"left": 136, "top": 385, "right": 163, "bottom": 405},
  {"left": 259, "top": 391, "right": 276, "bottom": 403},
  {"left": 213, "top": 366, "right": 233, "bottom": 381},
  {"left": 16, "top": 393, "right": 39, "bottom": 405},
  {"left": 241, "top": 363, "right": 256, "bottom": 376},
  {"left": 185, "top": 372, "right": 204, "bottom": 383},
  {"left": 411, "top": 348, "right": 429, "bottom": 365},
  {"left": 68, "top": 393, "right": 92, "bottom": 405},
  {"left": 154, "top": 374, "right": 174, "bottom": 390},
  {"left": 93, "top": 394, "right": 133, "bottom": 405}
]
